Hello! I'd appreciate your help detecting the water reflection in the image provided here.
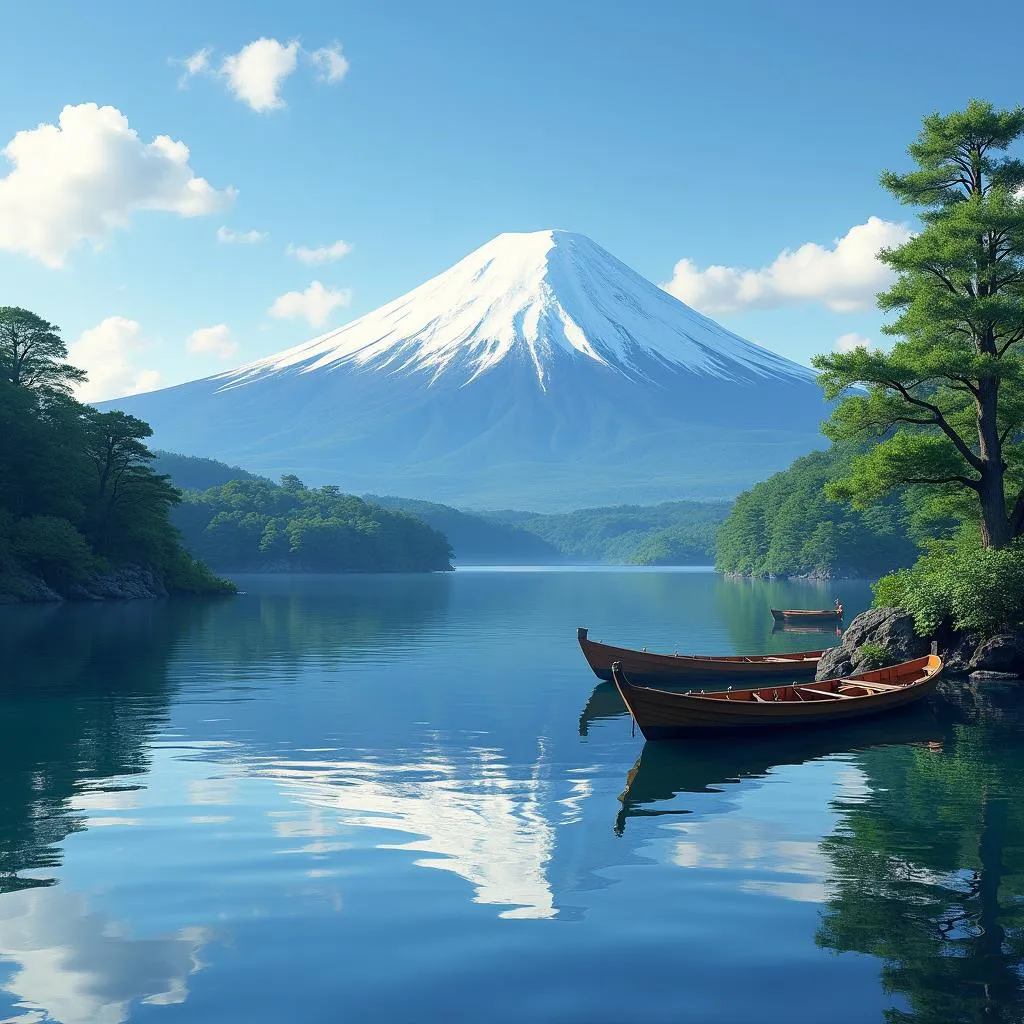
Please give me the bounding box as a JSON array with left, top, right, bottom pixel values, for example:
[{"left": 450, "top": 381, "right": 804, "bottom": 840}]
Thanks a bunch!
[
  {"left": 0, "top": 602, "right": 197, "bottom": 891},
  {"left": 2, "top": 572, "right": 1024, "bottom": 1023},
  {"left": 0, "top": 887, "right": 210, "bottom": 1024},
  {"left": 817, "top": 682, "right": 1024, "bottom": 1022},
  {"left": 246, "top": 744, "right": 560, "bottom": 920},
  {"left": 614, "top": 710, "right": 946, "bottom": 835},
  {"left": 578, "top": 682, "right": 625, "bottom": 736}
]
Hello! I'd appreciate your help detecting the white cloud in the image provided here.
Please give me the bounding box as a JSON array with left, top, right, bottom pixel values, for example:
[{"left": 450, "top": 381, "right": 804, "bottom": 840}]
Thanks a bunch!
[
  {"left": 662, "top": 217, "right": 913, "bottom": 315},
  {"left": 269, "top": 281, "right": 352, "bottom": 327},
  {"left": 173, "top": 38, "right": 349, "bottom": 111},
  {"left": 222, "top": 38, "right": 300, "bottom": 112},
  {"left": 186, "top": 324, "right": 238, "bottom": 360},
  {"left": 69, "top": 317, "right": 161, "bottom": 403},
  {"left": 176, "top": 46, "right": 213, "bottom": 86},
  {"left": 309, "top": 44, "right": 350, "bottom": 83},
  {"left": 0, "top": 103, "right": 233, "bottom": 268},
  {"left": 287, "top": 238, "right": 352, "bottom": 264},
  {"left": 834, "top": 332, "right": 873, "bottom": 353},
  {"left": 217, "top": 225, "right": 265, "bottom": 244}
]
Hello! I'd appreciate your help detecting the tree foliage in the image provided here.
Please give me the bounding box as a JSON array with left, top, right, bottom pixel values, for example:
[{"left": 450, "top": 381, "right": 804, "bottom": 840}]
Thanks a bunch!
[
  {"left": 174, "top": 477, "right": 454, "bottom": 572},
  {"left": 0, "top": 310, "right": 231, "bottom": 598},
  {"left": 813, "top": 101, "right": 1024, "bottom": 549},
  {"left": 0, "top": 307, "right": 85, "bottom": 397},
  {"left": 715, "top": 446, "right": 918, "bottom": 577}
]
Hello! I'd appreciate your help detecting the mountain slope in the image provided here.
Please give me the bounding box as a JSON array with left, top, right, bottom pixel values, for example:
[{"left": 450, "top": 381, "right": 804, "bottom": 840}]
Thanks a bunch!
[{"left": 105, "top": 230, "right": 827, "bottom": 510}]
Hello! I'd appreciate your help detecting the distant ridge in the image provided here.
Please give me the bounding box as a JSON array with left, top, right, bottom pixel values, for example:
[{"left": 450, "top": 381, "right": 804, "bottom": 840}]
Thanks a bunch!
[{"left": 104, "top": 230, "right": 826, "bottom": 510}]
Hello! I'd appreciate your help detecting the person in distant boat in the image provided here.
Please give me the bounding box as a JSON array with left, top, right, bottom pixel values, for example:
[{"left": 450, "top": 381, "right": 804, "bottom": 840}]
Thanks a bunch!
[{"left": 834, "top": 598, "right": 843, "bottom": 617}]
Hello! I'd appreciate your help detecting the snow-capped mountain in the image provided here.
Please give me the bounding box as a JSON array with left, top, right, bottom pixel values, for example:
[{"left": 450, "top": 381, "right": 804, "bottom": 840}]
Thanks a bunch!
[{"left": 105, "top": 230, "right": 827, "bottom": 509}]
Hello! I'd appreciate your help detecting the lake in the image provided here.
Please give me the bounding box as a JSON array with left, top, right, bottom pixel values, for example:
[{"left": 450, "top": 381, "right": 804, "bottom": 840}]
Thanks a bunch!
[{"left": 0, "top": 568, "right": 1021, "bottom": 1023}]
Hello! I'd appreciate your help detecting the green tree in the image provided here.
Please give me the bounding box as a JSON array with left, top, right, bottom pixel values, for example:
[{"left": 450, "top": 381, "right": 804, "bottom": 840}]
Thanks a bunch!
[
  {"left": 0, "top": 307, "right": 86, "bottom": 397},
  {"left": 813, "top": 101, "right": 1024, "bottom": 549}
]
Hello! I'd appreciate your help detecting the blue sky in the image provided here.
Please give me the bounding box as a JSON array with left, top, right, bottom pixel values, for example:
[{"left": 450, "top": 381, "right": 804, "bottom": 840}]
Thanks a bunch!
[{"left": 1, "top": 0, "right": 1022, "bottom": 399}]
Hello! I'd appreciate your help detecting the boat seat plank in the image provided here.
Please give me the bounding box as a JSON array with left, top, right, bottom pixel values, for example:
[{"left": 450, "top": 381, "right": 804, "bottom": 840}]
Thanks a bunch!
[
  {"left": 839, "top": 679, "right": 904, "bottom": 692},
  {"left": 751, "top": 693, "right": 767, "bottom": 702},
  {"left": 796, "top": 687, "right": 852, "bottom": 700}
]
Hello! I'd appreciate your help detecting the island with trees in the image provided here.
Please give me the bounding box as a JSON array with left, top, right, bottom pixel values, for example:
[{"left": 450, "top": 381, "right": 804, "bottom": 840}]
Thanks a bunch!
[{"left": 172, "top": 477, "right": 454, "bottom": 573}]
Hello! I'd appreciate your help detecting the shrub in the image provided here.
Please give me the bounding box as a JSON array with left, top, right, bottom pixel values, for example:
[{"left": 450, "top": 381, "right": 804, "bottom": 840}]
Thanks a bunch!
[
  {"left": 856, "top": 642, "right": 891, "bottom": 670},
  {"left": 162, "top": 548, "right": 237, "bottom": 595},
  {"left": 12, "top": 515, "right": 94, "bottom": 584},
  {"left": 873, "top": 539, "right": 1024, "bottom": 636}
]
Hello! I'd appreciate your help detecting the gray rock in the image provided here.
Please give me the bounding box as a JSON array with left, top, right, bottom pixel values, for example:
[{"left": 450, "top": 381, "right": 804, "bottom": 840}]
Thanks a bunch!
[
  {"left": 0, "top": 571, "right": 63, "bottom": 603},
  {"left": 969, "top": 670, "right": 1022, "bottom": 681},
  {"left": 968, "top": 629, "right": 1024, "bottom": 677},
  {"left": 66, "top": 565, "right": 168, "bottom": 602},
  {"left": 815, "top": 607, "right": 929, "bottom": 680},
  {"left": 942, "top": 631, "right": 980, "bottom": 673}
]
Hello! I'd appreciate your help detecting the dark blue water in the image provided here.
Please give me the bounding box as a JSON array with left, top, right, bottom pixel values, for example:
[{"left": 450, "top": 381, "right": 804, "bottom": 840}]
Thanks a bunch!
[{"left": 0, "top": 569, "right": 1020, "bottom": 1023}]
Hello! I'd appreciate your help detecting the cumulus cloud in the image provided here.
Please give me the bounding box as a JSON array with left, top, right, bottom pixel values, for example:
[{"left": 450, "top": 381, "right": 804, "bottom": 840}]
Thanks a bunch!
[
  {"left": 187, "top": 324, "right": 238, "bottom": 359},
  {"left": 269, "top": 281, "right": 352, "bottom": 327},
  {"left": 217, "top": 225, "right": 265, "bottom": 244},
  {"left": 834, "top": 332, "right": 873, "bottom": 353},
  {"left": 222, "top": 38, "right": 300, "bottom": 112},
  {"left": 287, "top": 238, "right": 352, "bottom": 264},
  {"left": 68, "top": 317, "right": 161, "bottom": 403},
  {"left": 173, "top": 38, "right": 349, "bottom": 112},
  {"left": 662, "top": 217, "right": 913, "bottom": 315},
  {"left": 309, "top": 44, "right": 350, "bottom": 83},
  {"left": 0, "top": 103, "right": 234, "bottom": 268}
]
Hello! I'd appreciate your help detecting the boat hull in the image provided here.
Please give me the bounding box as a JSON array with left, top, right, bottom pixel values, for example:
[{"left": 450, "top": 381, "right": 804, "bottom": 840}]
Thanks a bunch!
[
  {"left": 612, "top": 655, "right": 942, "bottom": 739},
  {"left": 771, "top": 608, "right": 842, "bottom": 623},
  {"left": 577, "top": 628, "right": 824, "bottom": 683}
]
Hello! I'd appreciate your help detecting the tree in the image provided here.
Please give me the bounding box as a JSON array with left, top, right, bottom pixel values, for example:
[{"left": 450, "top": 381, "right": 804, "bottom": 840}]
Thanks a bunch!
[
  {"left": 0, "top": 307, "right": 86, "bottom": 397},
  {"left": 813, "top": 101, "right": 1024, "bottom": 549},
  {"left": 82, "top": 410, "right": 179, "bottom": 554}
]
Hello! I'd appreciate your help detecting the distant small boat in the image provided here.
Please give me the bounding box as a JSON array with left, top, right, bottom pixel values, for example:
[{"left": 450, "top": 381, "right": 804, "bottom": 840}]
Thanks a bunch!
[
  {"left": 771, "top": 606, "right": 843, "bottom": 623},
  {"left": 611, "top": 651, "right": 943, "bottom": 739},
  {"left": 577, "top": 627, "right": 826, "bottom": 682}
]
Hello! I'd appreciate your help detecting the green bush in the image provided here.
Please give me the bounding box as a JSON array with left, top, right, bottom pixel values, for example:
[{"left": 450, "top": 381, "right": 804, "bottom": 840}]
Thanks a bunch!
[
  {"left": 162, "top": 548, "right": 237, "bottom": 595},
  {"left": 856, "top": 642, "right": 891, "bottom": 670},
  {"left": 12, "top": 515, "right": 95, "bottom": 583},
  {"left": 873, "top": 540, "right": 1024, "bottom": 636}
]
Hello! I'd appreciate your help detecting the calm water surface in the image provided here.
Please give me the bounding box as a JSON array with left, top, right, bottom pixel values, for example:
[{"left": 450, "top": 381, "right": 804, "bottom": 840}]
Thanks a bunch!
[{"left": 1, "top": 569, "right": 1022, "bottom": 1023}]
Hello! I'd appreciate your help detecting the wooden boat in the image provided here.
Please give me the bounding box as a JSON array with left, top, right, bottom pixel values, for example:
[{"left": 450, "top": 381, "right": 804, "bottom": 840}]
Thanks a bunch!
[
  {"left": 611, "top": 651, "right": 943, "bottom": 739},
  {"left": 577, "top": 627, "right": 825, "bottom": 682},
  {"left": 771, "top": 607, "right": 843, "bottom": 623}
]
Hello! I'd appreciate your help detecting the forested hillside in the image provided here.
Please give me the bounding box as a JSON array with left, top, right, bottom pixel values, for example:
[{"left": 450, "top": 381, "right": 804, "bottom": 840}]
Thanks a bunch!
[
  {"left": 715, "top": 446, "right": 918, "bottom": 578},
  {"left": 488, "top": 502, "right": 728, "bottom": 564},
  {"left": 0, "top": 307, "right": 231, "bottom": 600},
  {"left": 174, "top": 477, "right": 454, "bottom": 572},
  {"left": 366, "top": 496, "right": 559, "bottom": 563},
  {"left": 152, "top": 451, "right": 265, "bottom": 491}
]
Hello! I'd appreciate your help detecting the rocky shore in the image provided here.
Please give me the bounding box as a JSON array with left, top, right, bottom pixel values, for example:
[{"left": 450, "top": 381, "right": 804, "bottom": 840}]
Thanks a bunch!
[
  {"left": 0, "top": 565, "right": 170, "bottom": 604},
  {"left": 816, "top": 607, "right": 1024, "bottom": 681}
]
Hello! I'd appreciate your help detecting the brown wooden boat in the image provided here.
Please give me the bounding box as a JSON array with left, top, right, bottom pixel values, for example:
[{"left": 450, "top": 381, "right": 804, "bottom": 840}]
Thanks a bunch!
[
  {"left": 771, "top": 607, "right": 843, "bottom": 623},
  {"left": 578, "top": 627, "right": 825, "bottom": 683},
  {"left": 611, "top": 651, "right": 943, "bottom": 739}
]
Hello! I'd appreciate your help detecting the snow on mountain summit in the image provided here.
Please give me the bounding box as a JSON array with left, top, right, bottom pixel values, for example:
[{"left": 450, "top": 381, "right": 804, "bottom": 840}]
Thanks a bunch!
[{"left": 226, "top": 229, "right": 814, "bottom": 391}]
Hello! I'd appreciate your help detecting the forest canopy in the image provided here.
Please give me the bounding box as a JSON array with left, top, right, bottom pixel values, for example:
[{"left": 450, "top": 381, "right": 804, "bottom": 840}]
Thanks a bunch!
[
  {"left": 174, "top": 477, "right": 454, "bottom": 573},
  {"left": 715, "top": 446, "right": 919, "bottom": 578}
]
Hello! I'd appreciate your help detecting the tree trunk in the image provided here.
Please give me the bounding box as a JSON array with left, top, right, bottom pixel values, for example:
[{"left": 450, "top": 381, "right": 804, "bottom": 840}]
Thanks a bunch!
[{"left": 977, "top": 377, "right": 1010, "bottom": 548}]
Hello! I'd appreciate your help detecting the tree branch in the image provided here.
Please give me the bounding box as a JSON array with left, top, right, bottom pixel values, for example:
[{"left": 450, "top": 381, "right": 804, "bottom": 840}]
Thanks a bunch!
[{"left": 882, "top": 378, "right": 984, "bottom": 470}]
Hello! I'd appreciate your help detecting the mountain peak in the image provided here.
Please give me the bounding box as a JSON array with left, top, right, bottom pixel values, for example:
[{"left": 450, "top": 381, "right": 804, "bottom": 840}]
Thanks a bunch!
[{"left": 225, "top": 229, "right": 814, "bottom": 393}]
